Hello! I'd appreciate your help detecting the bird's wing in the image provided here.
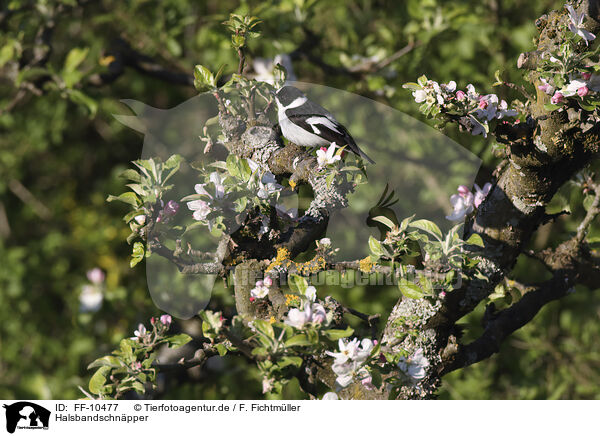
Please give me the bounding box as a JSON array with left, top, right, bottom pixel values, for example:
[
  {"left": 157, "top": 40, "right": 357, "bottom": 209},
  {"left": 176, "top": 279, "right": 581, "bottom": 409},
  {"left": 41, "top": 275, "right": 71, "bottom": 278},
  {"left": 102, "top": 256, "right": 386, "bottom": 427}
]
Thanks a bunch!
[{"left": 285, "top": 112, "right": 347, "bottom": 143}]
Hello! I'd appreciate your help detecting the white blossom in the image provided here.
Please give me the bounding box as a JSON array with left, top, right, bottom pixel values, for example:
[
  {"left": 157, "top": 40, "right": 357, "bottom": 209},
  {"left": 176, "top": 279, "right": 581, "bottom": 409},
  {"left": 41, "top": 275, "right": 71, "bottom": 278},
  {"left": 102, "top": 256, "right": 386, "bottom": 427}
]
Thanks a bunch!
[
  {"left": 316, "top": 142, "right": 342, "bottom": 168},
  {"left": 322, "top": 392, "right": 339, "bottom": 400},
  {"left": 132, "top": 323, "right": 147, "bottom": 341},
  {"left": 567, "top": 5, "right": 596, "bottom": 45},
  {"left": 397, "top": 348, "right": 430, "bottom": 381},
  {"left": 187, "top": 199, "right": 212, "bottom": 221},
  {"left": 446, "top": 191, "right": 474, "bottom": 221},
  {"left": 284, "top": 303, "right": 327, "bottom": 328},
  {"left": 257, "top": 171, "right": 283, "bottom": 199},
  {"left": 250, "top": 280, "right": 270, "bottom": 299},
  {"left": 562, "top": 79, "right": 588, "bottom": 97},
  {"left": 326, "top": 338, "right": 361, "bottom": 364},
  {"left": 79, "top": 284, "right": 103, "bottom": 312}
]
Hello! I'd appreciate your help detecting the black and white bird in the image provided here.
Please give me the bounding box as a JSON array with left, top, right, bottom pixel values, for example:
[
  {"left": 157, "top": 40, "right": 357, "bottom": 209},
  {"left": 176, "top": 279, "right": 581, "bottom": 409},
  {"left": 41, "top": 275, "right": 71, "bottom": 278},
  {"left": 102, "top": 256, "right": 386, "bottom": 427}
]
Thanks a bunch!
[{"left": 275, "top": 85, "right": 375, "bottom": 164}]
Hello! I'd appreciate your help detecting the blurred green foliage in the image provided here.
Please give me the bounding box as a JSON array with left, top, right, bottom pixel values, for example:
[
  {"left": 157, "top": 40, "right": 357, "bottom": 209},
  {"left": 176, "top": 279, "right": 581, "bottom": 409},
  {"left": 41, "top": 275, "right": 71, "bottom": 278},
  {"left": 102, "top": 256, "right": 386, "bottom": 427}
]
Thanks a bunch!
[{"left": 0, "top": 0, "right": 597, "bottom": 399}]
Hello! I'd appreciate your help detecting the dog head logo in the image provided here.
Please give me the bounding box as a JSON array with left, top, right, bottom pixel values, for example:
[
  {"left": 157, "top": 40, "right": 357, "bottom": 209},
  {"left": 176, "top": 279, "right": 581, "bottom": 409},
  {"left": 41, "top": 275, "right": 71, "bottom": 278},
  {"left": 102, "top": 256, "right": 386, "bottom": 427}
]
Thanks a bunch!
[{"left": 3, "top": 402, "right": 50, "bottom": 433}]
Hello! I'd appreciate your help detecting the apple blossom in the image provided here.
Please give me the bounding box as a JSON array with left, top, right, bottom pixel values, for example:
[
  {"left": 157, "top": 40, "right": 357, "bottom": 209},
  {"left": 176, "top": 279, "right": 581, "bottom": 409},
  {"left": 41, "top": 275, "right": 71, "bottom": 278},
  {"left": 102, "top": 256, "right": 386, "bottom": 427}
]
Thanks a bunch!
[
  {"left": 326, "top": 338, "right": 361, "bottom": 364},
  {"left": 304, "top": 285, "right": 317, "bottom": 302},
  {"left": 412, "top": 89, "right": 428, "bottom": 103},
  {"left": 551, "top": 92, "right": 564, "bottom": 104},
  {"left": 163, "top": 200, "right": 179, "bottom": 216},
  {"left": 134, "top": 215, "right": 146, "bottom": 225},
  {"left": 474, "top": 183, "right": 492, "bottom": 208},
  {"left": 578, "top": 86, "right": 590, "bottom": 97},
  {"left": 562, "top": 79, "right": 588, "bottom": 97},
  {"left": 187, "top": 199, "right": 212, "bottom": 221},
  {"left": 132, "top": 323, "right": 147, "bottom": 341},
  {"left": 250, "top": 280, "right": 270, "bottom": 299},
  {"left": 86, "top": 267, "right": 105, "bottom": 285},
  {"left": 257, "top": 171, "right": 283, "bottom": 199},
  {"left": 318, "top": 237, "right": 331, "bottom": 247},
  {"left": 79, "top": 284, "right": 103, "bottom": 312},
  {"left": 160, "top": 314, "right": 172, "bottom": 326},
  {"left": 566, "top": 4, "right": 596, "bottom": 45},
  {"left": 397, "top": 348, "right": 430, "bottom": 381},
  {"left": 317, "top": 143, "right": 342, "bottom": 168},
  {"left": 322, "top": 392, "right": 339, "bottom": 400},
  {"left": 446, "top": 191, "right": 474, "bottom": 221},
  {"left": 284, "top": 303, "right": 327, "bottom": 328},
  {"left": 455, "top": 90, "right": 466, "bottom": 101},
  {"left": 537, "top": 78, "right": 555, "bottom": 95}
]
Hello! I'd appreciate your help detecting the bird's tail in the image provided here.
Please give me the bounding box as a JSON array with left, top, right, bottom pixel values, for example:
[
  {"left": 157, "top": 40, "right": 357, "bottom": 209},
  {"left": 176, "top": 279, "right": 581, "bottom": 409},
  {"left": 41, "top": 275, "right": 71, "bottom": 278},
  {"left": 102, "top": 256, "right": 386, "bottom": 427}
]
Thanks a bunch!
[{"left": 356, "top": 147, "right": 375, "bottom": 165}]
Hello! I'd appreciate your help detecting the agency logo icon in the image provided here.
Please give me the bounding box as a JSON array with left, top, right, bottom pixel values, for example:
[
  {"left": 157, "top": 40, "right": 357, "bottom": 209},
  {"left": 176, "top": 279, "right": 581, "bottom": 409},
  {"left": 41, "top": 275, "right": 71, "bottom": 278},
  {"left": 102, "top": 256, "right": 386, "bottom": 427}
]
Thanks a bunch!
[{"left": 2, "top": 402, "right": 50, "bottom": 433}]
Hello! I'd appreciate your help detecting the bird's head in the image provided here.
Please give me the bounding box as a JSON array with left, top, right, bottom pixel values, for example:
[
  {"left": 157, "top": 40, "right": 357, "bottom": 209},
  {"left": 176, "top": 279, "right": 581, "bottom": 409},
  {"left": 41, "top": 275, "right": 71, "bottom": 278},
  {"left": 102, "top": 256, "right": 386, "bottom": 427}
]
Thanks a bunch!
[{"left": 275, "top": 85, "right": 306, "bottom": 108}]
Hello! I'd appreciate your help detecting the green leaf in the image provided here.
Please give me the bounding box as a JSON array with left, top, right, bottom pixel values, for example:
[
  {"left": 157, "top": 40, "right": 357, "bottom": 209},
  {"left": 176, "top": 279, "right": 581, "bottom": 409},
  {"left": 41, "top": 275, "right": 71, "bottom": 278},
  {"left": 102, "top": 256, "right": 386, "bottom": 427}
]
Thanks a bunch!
[
  {"left": 544, "top": 103, "right": 560, "bottom": 112},
  {"left": 120, "top": 169, "right": 142, "bottom": 182},
  {"left": 465, "top": 233, "right": 484, "bottom": 247},
  {"left": 165, "top": 333, "right": 192, "bottom": 348},
  {"left": 288, "top": 274, "right": 308, "bottom": 295},
  {"left": 368, "top": 235, "right": 384, "bottom": 257},
  {"left": 0, "top": 43, "right": 15, "bottom": 67},
  {"left": 402, "top": 82, "right": 421, "bottom": 90},
  {"left": 398, "top": 279, "right": 424, "bottom": 299},
  {"left": 194, "top": 65, "right": 216, "bottom": 91},
  {"left": 410, "top": 219, "right": 443, "bottom": 241},
  {"left": 285, "top": 334, "right": 312, "bottom": 347},
  {"left": 119, "top": 339, "right": 134, "bottom": 356},
  {"left": 88, "top": 366, "right": 111, "bottom": 395},
  {"left": 215, "top": 343, "right": 228, "bottom": 356},
  {"left": 372, "top": 215, "right": 396, "bottom": 229},
  {"left": 107, "top": 192, "right": 139, "bottom": 207},
  {"left": 231, "top": 34, "right": 246, "bottom": 48},
  {"left": 253, "top": 320, "right": 275, "bottom": 341},
  {"left": 87, "top": 356, "right": 121, "bottom": 370},
  {"left": 130, "top": 241, "right": 145, "bottom": 267},
  {"left": 278, "top": 356, "right": 303, "bottom": 368},
  {"left": 64, "top": 47, "right": 89, "bottom": 73},
  {"left": 322, "top": 327, "right": 354, "bottom": 340}
]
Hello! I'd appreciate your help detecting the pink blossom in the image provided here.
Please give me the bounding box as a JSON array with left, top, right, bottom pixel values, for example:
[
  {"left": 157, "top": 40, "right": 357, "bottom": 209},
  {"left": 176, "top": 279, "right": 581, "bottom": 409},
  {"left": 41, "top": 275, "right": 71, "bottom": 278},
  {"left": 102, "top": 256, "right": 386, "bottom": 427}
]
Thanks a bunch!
[
  {"left": 86, "top": 267, "right": 105, "bottom": 285},
  {"left": 474, "top": 183, "right": 492, "bottom": 208},
  {"left": 537, "top": 78, "right": 554, "bottom": 95},
  {"left": 455, "top": 90, "right": 466, "bottom": 101},
  {"left": 551, "top": 92, "right": 564, "bottom": 104},
  {"left": 478, "top": 98, "right": 488, "bottom": 109},
  {"left": 263, "top": 276, "right": 273, "bottom": 287},
  {"left": 582, "top": 72, "right": 592, "bottom": 80},
  {"left": 160, "top": 314, "right": 172, "bottom": 326},
  {"left": 457, "top": 185, "right": 470, "bottom": 197},
  {"left": 577, "top": 86, "right": 590, "bottom": 97}
]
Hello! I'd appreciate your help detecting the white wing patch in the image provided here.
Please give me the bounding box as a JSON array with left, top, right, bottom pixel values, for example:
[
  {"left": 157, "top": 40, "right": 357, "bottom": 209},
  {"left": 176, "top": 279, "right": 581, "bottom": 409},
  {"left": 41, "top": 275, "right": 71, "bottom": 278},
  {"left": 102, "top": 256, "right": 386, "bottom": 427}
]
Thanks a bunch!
[{"left": 306, "top": 116, "right": 342, "bottom": 134}]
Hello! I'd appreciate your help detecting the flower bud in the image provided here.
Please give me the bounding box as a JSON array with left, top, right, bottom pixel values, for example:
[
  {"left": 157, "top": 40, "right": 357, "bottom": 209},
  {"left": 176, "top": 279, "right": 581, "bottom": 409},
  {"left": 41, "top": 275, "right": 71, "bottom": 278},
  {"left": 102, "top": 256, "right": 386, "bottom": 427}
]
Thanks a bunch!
[
  {"left": 455, "top": 90, "right": 466, "bottom": 101},
  {"left": 160, "top": 314, "right": 172, "bottom": 326},
  {"left": 164, "top": 200, "right": 179, "bottom": 216},
  {"left": 577, "top": 86, "right": 589, "bottom": 97},
  {"left": 551, "top": 92, "right": 564, "bottom": 104}
]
